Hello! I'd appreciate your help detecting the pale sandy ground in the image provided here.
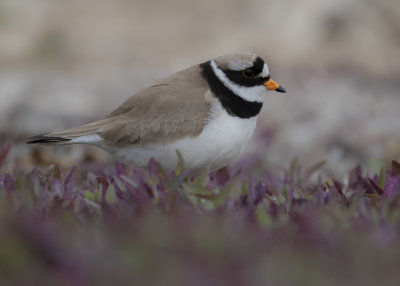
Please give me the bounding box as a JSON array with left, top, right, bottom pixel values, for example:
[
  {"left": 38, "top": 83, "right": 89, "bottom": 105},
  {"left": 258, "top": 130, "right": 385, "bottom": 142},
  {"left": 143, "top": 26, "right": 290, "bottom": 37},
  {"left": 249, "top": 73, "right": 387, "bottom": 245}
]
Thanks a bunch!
[{"left": 0, "top": 0, "right": 399, "bottom": 176}]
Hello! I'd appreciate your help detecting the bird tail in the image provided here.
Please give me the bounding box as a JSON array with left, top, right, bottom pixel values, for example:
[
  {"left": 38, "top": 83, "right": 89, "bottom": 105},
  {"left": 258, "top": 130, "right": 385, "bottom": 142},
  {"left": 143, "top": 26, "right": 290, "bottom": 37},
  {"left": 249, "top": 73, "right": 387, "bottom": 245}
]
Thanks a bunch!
[
  {"left": 26, "top": 134, "right": 72, "bottom": 145},
  {"left": 26, "top": 119, "right": 112, "bottom": 146}
]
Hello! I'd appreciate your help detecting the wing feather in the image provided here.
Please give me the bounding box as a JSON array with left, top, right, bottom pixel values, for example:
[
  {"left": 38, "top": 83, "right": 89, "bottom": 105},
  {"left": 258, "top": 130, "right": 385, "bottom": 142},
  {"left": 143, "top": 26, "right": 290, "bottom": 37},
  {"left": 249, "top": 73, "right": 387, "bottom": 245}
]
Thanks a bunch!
[
  {"left": 100, "top": 66, "right": 211, "bottom": 146},
  {"left": 27, "top": 65, "right": 211, "bottom": 146}
]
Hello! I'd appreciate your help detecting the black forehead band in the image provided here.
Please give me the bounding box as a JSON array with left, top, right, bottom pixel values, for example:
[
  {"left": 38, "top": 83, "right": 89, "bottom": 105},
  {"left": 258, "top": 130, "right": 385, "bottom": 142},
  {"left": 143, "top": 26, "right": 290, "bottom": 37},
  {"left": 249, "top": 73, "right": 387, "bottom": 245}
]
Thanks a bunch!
[
  {"left": 219, "top": 56, "right": 266, "bottom": 87},
  {"left": 252, "top": 57, "right": 265, "bottom": 74}
]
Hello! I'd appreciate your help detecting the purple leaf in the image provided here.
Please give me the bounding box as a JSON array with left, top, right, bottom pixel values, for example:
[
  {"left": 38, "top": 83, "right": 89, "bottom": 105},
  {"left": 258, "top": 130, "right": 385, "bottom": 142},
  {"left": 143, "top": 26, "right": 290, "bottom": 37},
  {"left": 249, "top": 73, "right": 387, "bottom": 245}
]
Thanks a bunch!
[
  {"left": 286, "top": 186, "right": 294, "bottom": 202},
  {"left": 4, "top": 174, "right": 15, "bottom": 197},
  {"left": 110, "top": 177, "right": 125, "bottom": 200},
  {"left": 63, "top": 166, "right": 76, "bottom": 199},
  {"left": 115, "top": 160, "right": 126, "bottom": 176},
  {"left": 208, "top": 167, "right": 230, "bottom": 189},
  {"left": 0, "top": 143, "right": 11, "bottom": 167},
  {"left": 214, "top": 167, "right": 230, "bottom": 187},
  {"left": 368, "top": 178, "right": 384, "bottom": 196},
  {"left": 385, "top": 177, "right": 399, "bottom": 199},
  {"left": 333, "top": 179, "right": 348, "bottom": 201},
  {"left": 391, "top": 160, "right": 400, "bottom": 176},
  {"left": 348, "top": 165, "right": 363, "bottom": 189},
  {"left": 356, "top": 175, "right": 375, "bottom": 194},
  {"left": 148, "top": 158, "right": 163, "bottom": 178},
  {"left": 63, "top": 166, "right": 76, "bottom": 188}
]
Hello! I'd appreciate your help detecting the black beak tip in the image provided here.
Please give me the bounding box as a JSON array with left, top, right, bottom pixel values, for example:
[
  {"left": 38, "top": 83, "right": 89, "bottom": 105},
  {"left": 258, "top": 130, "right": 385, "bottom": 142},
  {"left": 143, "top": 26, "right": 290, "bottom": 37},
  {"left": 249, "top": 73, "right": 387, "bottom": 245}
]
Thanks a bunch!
[{"left": 276, "top": 86, "right": 286, "bottom": 93}]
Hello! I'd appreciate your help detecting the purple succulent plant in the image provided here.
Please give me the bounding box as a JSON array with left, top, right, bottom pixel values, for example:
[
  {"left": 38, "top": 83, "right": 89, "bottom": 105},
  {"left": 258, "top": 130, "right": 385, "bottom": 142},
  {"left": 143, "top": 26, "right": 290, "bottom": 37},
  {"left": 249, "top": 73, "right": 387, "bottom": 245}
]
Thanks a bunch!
[{"left": 0, "top": 144, "right": 400, "bottom": 286}]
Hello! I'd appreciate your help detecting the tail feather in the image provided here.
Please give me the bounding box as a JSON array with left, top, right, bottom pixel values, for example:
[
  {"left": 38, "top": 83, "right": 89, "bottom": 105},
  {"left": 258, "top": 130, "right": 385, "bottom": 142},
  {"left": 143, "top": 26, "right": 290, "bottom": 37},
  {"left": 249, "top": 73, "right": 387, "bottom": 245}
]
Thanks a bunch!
[
  {"left": 26, "top": 118, "right": 113, "bottom": 146},
  {"left": 26, "top": 134, "right": 72, "bottom": 145}
]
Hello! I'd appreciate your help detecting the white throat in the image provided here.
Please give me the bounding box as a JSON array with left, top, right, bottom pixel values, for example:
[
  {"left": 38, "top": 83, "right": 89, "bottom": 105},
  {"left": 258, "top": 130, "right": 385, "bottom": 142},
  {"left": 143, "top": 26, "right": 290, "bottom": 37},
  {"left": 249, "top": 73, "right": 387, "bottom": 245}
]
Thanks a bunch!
[{"left": 210, "top": 59, "right": 267, "bottom": 103}]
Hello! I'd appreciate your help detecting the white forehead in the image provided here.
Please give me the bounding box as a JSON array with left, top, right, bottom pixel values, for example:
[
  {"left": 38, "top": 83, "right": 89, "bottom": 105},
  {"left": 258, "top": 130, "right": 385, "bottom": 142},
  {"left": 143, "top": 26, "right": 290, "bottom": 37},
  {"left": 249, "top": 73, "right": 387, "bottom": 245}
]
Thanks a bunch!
[{"left": 261, "top": 63, "right": 270, "bottom": 77}]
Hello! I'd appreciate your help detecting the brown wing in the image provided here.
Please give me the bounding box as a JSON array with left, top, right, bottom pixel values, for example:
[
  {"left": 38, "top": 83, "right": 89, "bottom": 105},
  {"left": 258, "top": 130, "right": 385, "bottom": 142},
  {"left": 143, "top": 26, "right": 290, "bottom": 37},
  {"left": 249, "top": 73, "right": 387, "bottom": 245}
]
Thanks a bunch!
[
  {"left": 100, "top": 65, "right": 211, "bottom": 146},
  {"left": 27, "top": 65, "right": 212, "bottom": 146}
]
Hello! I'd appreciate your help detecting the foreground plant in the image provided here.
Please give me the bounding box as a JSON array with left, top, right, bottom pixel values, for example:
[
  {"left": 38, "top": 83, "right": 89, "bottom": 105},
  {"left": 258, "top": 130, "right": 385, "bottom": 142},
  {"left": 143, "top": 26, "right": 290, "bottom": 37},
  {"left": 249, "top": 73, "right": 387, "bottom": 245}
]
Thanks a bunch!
[{"left": 0, "top": 144, "right": 400, "bottom": 286}]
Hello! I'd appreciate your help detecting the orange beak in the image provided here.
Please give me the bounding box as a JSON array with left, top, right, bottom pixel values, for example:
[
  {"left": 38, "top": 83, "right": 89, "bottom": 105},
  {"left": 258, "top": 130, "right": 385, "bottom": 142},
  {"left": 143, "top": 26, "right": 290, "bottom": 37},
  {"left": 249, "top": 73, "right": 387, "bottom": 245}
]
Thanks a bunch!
[{"left": 264, "top": 79, "right": 286, "bottom": 93}]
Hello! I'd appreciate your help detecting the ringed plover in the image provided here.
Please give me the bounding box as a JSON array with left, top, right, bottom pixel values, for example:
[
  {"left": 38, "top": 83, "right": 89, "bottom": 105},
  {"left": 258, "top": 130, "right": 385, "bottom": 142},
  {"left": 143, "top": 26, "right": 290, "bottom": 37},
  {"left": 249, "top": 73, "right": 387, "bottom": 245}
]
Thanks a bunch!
[{"left": 27, "top": 52, "right": 286, "bottom": 172}]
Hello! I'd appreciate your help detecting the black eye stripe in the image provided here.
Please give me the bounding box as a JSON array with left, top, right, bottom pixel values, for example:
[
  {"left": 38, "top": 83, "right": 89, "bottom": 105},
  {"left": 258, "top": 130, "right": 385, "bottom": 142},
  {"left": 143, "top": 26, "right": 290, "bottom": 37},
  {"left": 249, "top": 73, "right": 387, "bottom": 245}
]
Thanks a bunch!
[
  {"left": 242, "top": 68, "right": 256, "bottom": 78},
  {"left": 221, "top": 56, "right": 266, "bottom": 87},
  {"left": 222, "top": 70, "right": 263, "bottom": 87}
]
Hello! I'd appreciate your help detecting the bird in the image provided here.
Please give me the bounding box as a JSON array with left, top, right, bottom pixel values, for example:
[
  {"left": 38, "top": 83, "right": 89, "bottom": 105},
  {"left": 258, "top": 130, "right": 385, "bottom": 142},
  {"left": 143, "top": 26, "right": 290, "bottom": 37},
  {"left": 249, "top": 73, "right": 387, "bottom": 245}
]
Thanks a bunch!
[{"left": 27, "top": 52, "right": 285, "bottom": 173}]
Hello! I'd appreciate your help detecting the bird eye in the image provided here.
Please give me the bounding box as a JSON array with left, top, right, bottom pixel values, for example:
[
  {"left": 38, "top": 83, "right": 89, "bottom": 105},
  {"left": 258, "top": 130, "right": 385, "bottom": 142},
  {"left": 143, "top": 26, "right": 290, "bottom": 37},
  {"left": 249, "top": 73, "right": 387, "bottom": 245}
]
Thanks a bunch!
[{"left": 241, "top": 68, "right": 256, "bottom": 79}]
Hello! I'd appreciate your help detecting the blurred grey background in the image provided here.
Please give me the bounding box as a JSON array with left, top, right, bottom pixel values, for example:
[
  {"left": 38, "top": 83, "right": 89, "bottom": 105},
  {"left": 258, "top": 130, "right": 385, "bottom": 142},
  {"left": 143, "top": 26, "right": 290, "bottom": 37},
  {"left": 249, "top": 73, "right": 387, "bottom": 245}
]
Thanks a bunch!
[{"left": 1, "top": 0, "right": 399, "bottom": 174}]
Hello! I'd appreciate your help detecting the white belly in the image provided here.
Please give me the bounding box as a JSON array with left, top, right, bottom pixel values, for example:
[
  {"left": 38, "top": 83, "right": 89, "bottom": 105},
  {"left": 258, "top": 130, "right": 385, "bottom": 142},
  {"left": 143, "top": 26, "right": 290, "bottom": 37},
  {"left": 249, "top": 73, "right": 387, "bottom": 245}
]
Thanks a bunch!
[{"left": 107, "top": 107, "right": 258, "bottom": 172}]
